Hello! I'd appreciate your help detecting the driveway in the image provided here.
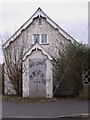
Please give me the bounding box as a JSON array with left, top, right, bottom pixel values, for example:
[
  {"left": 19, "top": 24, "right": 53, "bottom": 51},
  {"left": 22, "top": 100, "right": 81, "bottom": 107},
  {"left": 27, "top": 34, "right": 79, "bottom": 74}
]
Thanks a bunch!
[{"left": 2, "top": 99, "right": 89, "bottom": 118}]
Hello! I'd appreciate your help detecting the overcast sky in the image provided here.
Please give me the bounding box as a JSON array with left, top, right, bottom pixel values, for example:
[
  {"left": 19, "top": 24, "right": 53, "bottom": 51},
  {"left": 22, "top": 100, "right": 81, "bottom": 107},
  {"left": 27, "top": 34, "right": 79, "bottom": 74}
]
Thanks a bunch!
[{"left": 0, "top": 0, "right": 88, "bottom": 63}]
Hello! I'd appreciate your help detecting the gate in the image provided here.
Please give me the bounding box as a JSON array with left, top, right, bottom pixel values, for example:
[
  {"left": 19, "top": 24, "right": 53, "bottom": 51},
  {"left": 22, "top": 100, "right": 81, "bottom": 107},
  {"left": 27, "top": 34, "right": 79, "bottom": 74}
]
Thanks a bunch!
[{"left": 29, "top": 59, "right": 46, "bottom": 97}]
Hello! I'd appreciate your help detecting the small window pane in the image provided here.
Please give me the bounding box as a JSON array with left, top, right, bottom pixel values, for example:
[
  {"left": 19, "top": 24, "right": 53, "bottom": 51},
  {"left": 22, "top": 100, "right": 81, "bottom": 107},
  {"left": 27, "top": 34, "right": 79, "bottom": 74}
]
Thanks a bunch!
[
  {"left": 41, "top": 34, "right": 47, "bottom": 43},
  {"left": 33, "top": 34, "right": 40, "bottom": 43},
  {"left": 39, "top": 18, "right": 42, "bottom": 25}
]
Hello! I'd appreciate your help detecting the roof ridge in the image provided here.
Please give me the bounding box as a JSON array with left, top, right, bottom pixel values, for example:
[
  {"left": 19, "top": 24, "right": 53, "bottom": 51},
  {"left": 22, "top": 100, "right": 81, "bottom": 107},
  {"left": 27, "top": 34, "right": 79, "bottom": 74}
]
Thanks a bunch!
[
  {"left": 3, "top": 8, "right": 76, "bottom": 49},
  {"left": 2, "top": 8, "right": 40, "bottom": 47}
]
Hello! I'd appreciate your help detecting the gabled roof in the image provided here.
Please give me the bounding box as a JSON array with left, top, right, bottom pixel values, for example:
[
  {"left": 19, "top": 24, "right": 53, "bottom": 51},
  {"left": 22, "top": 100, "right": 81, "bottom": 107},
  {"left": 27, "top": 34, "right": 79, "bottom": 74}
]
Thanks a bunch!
[
  {"left": 22, "top": 42, "right": 53, "bottom": 61},
  {"left": 3, "top": 7, "right": 76, "bottom": 49}
]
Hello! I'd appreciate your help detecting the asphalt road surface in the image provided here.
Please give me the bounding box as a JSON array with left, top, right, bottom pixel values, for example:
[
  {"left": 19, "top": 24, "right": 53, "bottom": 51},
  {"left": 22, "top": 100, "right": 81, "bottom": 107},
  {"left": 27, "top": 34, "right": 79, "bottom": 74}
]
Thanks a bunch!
[
  {"left": 1, "top": 118, "right": 89, "bottom": 120},
  {"left": 2, "top": 99, "right": 89, "bottom": 119}
]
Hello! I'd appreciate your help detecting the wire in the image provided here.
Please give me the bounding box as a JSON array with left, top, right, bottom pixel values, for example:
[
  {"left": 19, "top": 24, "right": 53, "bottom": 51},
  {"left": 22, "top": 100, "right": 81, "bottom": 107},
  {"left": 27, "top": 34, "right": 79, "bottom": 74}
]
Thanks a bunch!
[{"left": 53, "top": 25, "right": 88, "bottom": 97}]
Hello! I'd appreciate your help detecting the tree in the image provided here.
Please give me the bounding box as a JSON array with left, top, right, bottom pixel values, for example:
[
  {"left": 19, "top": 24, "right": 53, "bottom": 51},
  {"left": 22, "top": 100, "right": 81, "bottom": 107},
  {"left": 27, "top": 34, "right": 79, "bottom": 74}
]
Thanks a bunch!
[
  {"left": 53, "top": 42, "right": 89, "bottom": 97},
  {"left": 0, "top": 34, "right": 26, "bottom": 96}
]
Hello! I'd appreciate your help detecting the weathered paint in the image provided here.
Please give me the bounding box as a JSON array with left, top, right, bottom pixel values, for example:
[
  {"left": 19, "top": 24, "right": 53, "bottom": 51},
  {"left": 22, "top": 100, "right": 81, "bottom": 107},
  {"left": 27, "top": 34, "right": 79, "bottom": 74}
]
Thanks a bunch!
[
  {"left": 3, "top": 9, "right": 72, "bottom": 97},
  {"left": 22, "top": 49, "right": 53, "bottom": 98}
]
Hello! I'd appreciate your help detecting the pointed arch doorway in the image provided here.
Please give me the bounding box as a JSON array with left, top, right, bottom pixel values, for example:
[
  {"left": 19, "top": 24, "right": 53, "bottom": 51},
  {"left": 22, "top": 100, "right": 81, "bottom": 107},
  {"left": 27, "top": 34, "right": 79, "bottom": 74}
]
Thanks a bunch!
[{"left": 22, "top": 43, "right": 53, "bottom": 98}]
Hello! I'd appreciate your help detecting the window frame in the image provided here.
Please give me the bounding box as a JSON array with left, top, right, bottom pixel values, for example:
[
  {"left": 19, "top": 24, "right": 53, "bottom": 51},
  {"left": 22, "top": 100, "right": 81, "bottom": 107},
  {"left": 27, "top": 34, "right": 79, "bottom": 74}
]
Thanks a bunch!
[
  {"left": 40, "top": 34, "right": 49, "bottom": 44},
  {"left": 32, "top": 34, "right": 49, "bottom": 44},
  {"left": 33, "top": 34, "right": 40, "bottom": 43}
]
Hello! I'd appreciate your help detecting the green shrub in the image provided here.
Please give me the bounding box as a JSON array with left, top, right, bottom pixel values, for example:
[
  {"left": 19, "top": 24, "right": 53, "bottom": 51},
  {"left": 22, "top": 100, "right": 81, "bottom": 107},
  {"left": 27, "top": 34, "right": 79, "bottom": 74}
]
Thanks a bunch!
[{"left": 53, "top": 43, "right": 89, "bottom": 98}]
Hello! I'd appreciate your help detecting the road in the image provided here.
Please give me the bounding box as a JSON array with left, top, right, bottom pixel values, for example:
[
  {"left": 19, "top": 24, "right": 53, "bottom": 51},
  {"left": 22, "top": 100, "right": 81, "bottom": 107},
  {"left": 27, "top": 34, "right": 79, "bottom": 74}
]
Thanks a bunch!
[
  {"left": 2, "top": 99, "right": 89, "bottom": 118},
  {"left": 1, "top": 118, "right": 89, "bottom": 120}
]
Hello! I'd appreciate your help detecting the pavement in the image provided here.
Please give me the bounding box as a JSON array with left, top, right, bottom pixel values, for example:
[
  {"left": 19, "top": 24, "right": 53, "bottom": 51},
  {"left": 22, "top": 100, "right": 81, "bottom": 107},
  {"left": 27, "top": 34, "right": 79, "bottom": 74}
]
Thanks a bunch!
[{"left": 1, "top": 99, "right": 89, "bottom": 119}]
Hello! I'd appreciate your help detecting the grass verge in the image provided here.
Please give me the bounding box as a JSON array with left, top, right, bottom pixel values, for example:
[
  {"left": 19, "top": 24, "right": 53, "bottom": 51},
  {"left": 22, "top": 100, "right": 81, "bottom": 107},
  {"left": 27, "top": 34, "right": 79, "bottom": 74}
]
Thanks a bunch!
[{"left": 2, "top": 95, "right": 59, "bottom": 103}]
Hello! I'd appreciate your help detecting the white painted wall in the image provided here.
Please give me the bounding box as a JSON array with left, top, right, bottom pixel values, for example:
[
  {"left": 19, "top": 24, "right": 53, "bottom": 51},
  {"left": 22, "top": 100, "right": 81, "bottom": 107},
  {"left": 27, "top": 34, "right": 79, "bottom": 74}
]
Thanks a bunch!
[{"left": 4, "top": 16, "right": 68, "bottom": 96}]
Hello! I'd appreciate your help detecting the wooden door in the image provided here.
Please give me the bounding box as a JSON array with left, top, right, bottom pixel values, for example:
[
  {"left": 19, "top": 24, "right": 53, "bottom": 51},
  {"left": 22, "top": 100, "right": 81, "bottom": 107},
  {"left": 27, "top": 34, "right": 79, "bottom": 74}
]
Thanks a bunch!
[{"left": 29, "top": 59, "right": 46, "bottom": 97}]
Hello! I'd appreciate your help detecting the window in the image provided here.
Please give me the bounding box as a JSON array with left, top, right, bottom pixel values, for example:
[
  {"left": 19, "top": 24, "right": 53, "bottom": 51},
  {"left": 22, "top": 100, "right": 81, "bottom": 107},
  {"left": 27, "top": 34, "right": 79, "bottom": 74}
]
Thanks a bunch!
[
  {"left": 33, "top": 34, "right": 40, "bottom": 43},
  {"left": 41, "top": 34, "right": 48, "bottom": 44},
  {"left": 39, "top": 17, "right": 42, "bottom": 25},
  {"left": 32, "top": 34, "right": 48, "bottom": 44}
]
